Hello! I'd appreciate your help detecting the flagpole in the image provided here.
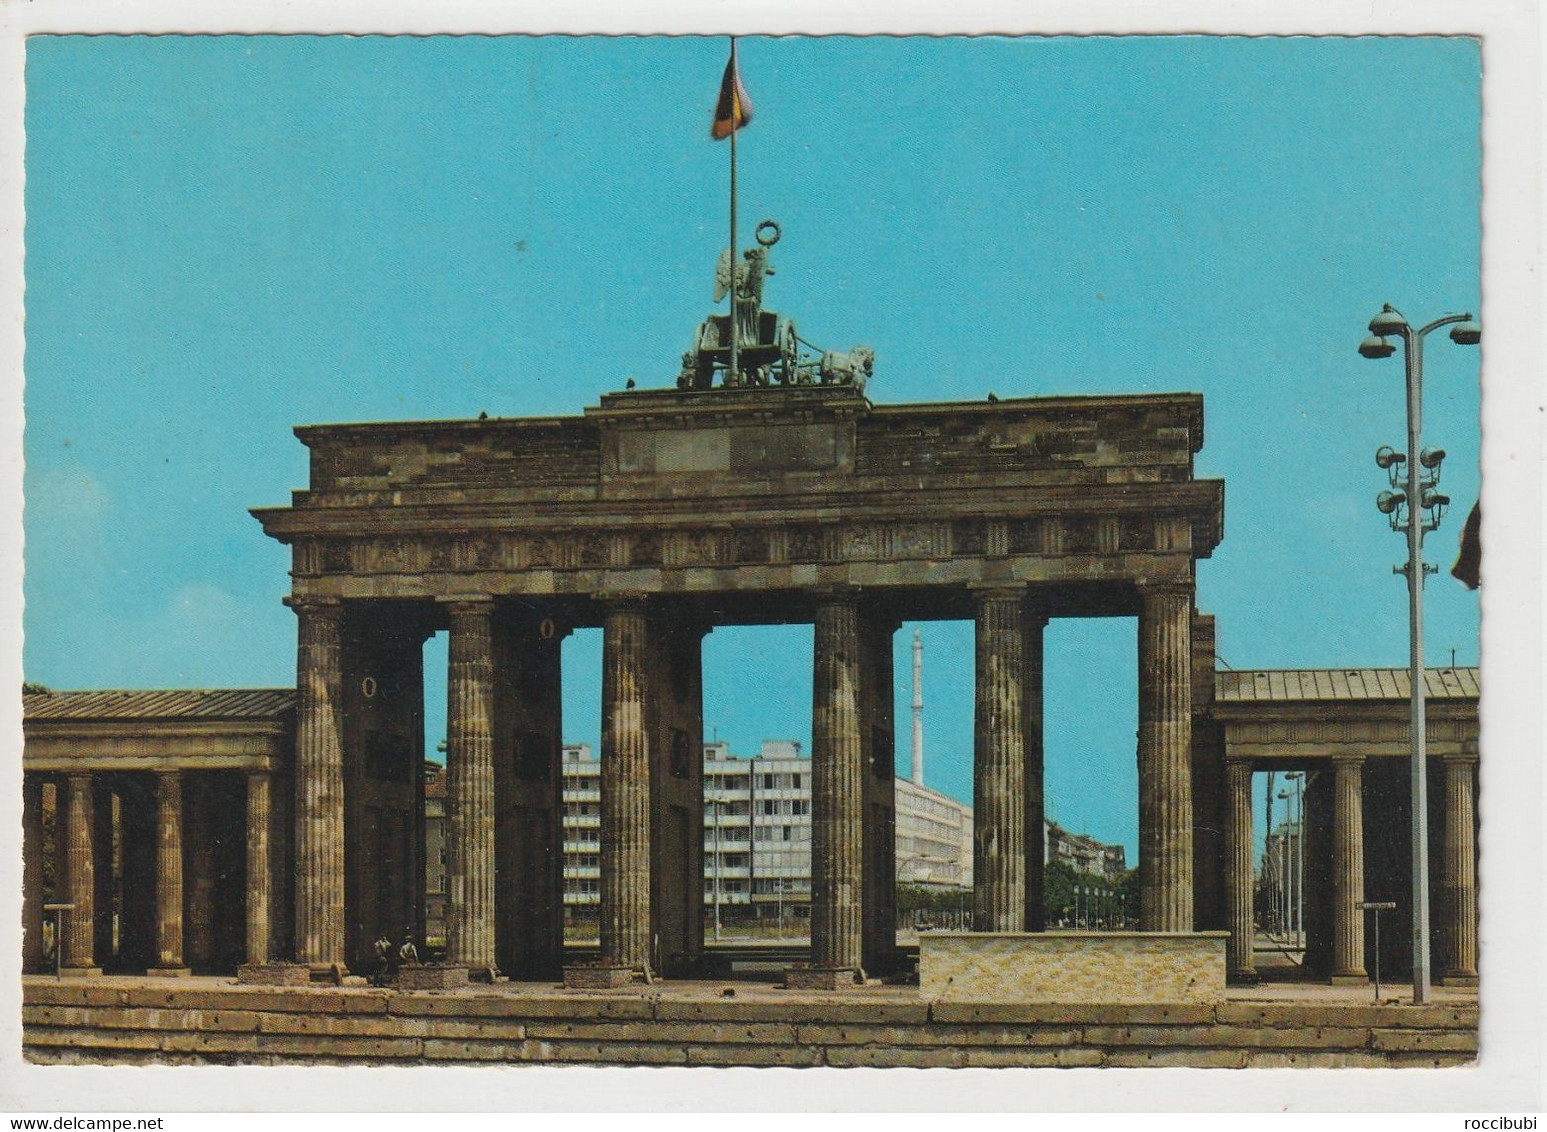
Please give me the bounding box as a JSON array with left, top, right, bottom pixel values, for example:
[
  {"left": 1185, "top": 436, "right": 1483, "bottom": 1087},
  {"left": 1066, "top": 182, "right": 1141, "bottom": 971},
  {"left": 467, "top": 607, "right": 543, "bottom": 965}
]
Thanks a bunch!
[{"left": 728, "top": 36, "right": 739, "bottom": 388}]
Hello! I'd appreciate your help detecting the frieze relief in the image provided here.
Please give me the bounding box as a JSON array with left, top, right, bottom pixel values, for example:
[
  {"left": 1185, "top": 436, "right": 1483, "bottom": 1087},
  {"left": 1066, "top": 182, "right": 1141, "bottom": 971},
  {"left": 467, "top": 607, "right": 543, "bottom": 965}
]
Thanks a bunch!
[
  {"left": 1232, "top": 719, "right": 1468, "bottom": 745},
  {"left": 294, "top": 511, "right": 1173, "bottom": 578}
]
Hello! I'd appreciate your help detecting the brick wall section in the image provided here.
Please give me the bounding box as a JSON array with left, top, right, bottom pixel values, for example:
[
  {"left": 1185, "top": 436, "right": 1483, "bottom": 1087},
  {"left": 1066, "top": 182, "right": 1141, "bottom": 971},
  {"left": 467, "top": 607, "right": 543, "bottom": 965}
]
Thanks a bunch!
[
  {"left": 23, "top": 981, "right": 1476, "bottom": 1069},
  {"left": 920, "top": 932, "right": 1227, "bottom": 1004}
]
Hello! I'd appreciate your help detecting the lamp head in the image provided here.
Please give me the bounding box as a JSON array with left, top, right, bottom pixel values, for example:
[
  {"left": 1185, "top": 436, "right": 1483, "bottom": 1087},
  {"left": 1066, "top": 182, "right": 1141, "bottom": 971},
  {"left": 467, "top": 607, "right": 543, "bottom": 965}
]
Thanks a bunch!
[
  {"left": 1419, "top": 446, "right": 1446, "bottom": 469},
  {"left": 1375, "top": 445, "right": 1406, "bottom": 470},
  {"left": 1359, "top": 335, "right": 1396, "bottom": 360},
  {"left": 1449, "top": 319, "right": 1481, "bottom": 346},
  {"left": 1376, "top": 489, "right": 1406, "bottom": 515},
  {"left": 1369, "top": 305, "right": 1409, "bottom": 337},
  {"left": 1421, "top": 489, "right": 1450, "bottom": 510}
]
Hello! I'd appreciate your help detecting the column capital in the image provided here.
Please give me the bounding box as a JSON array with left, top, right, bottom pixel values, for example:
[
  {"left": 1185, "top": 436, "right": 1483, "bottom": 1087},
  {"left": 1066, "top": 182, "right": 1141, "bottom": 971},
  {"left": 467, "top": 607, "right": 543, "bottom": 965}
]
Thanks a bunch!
[
  {"left": 1138, "top": 581, "right": 1195, "bottom": 602},
  {"left": 968, "top": 582, "right": 1026, "bottom": 600},
  {"left": 285, "top": 594, "right": 343, "bottom": 616},
  {"left": 1331, "top": 753, "right": 1366, "bottom": 769},
  {"left": 811, "top": 585, "right": 859, "bottom": 606},
  {"left": 1441, "top": 752, "right": 1480, "bottom": 768},
  {"left": 1225, "top": 755, "right": 1255, "bottom": 770},
  {"left": 438, "top": 594, "right": 496, "bottom": 616},
  {"left": 596, "top": 593, "right": 652, "bottom": 614}
]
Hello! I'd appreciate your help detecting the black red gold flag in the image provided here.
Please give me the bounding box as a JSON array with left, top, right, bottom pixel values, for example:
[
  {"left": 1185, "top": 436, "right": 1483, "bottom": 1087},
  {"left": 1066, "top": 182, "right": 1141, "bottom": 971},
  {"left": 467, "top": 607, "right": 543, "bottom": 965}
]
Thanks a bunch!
[
  {"left": 1451, "top": 500, "right": 1481, "bottom": 589},
  {"left": 711, "top": 51, "right": 754, "bottom": 140}
]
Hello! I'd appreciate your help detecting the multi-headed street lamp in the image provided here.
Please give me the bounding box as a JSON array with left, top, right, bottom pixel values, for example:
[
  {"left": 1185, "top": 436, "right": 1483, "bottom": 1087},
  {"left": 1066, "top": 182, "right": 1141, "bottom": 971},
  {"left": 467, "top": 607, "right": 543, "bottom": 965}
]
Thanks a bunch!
[
  {"left": 1358, "top": 303, "right": 1480, "bottom": 1004},
  {"left": 1277, "top": 772, "right": 1304, "bottom": 952}
]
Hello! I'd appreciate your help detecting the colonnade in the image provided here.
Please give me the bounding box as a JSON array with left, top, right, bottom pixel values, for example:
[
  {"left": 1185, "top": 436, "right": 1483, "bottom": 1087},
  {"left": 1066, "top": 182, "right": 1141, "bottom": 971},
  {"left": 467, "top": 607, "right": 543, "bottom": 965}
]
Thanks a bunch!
[
  {"left": 1221, "top": 753, "right": 1479, "bottom": 984},
  {"left": 22, "top": 768, "right": 275, "bottom": 975},
  {"left": 285, "top": 579, "right": 1198, "bottom": 979}
]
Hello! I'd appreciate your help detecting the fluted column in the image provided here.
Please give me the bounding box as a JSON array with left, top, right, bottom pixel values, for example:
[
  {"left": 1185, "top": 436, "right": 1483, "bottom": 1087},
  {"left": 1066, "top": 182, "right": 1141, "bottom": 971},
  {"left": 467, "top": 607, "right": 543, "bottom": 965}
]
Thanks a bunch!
[
  {"left": 445, "top": 598, "right": 497, "bottom": 974},
  {"left": 245, "top": 771, "right": 273, "bottom": 966},
  {"left": 292, "top": 597, "right": 346, "bottom": 971},
  {"left": 811, "top": 596, "right": 864, "bottom": 972},
  {"left": 1022, "top": 605, "right": 1048, "bottom": 932},
  {"left": 1440, "top": 756, "right": 1479, "bottom": 985},
  {"left": 974, "top": 587, "right": 1025, "bottom": 932},
  {"left": 152, "top": 771, "right": 190, "bottom": 974},
  {"left": 61, "top": 772, "right": 98, "bottom": 973},
  {"left": 600, "top": 602, "right": 652, "bottom": 971},
  {"left": 1331, "top": 755, "right": 1368, "bottom": 982},
  {"left": 1138, "top": 585, "right": 1194, "bottom": 931},
  {"left": 22, "top": 776, "right": 45, "bottom": 973},
  {"left": 1225, "top": 759, "right": 1256, "bottom": 980}
]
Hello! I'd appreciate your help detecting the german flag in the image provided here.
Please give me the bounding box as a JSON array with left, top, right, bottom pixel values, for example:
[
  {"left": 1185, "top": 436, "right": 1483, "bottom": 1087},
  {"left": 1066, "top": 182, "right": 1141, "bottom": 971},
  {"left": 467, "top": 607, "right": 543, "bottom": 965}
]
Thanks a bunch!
[
  {"left": 1451, "top": 500, "right": 1481, "bottom": 589},
  {"left": 711, "top": 49, "right": 753, "bottom": 140}
]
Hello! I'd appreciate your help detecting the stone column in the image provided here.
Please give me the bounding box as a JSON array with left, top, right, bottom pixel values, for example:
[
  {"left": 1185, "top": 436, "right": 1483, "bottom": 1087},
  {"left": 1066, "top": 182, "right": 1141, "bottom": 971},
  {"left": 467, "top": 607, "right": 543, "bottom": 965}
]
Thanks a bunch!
[
  {"left": 811, "top": 596, "right": 864, "bottom": 974},
  {"left": 151, "top": 771, "right": 190, "bottom": 974},
  {"left": 1440, "top": 756, "right": 1479, "bottom": 985},
  {"left": 1022, "top": 604, "right": 1048, "bottom": 932},
  {"left": 22, "top": 775, "right": 44, "bottom": 973},
  {"left": 1224, "top": 759, "right": 1256, "bottom": 980},
  {"left": 445, "top": 598, "right": 497, "bottom": 975},
  {"left": 974, "top": 587, "right": 1025, "bottom": 932},
  {"left": 1138, "top": 585, "right": 1194, "bottom": 932},
  {"left": 245, "top": 771, "right": 273, "bottom": 966},
  {"left": 600, "top": 602, "right": 652, "bottom": 971},
  {"left": 292, "top": 597, "right": 347, "bottom": 971},
  {"left": 61, "top": 772, "right": 99, "bottom": 974},
  {"left": 1330, "top": 755, "right": 1368, "bottom": 983}
]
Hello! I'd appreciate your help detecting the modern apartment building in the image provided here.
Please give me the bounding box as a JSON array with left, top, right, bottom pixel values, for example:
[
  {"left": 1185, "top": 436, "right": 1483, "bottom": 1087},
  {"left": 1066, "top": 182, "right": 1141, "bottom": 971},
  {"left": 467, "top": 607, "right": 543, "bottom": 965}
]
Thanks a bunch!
[
  {"left": 424, "top": 745, "right": 1127, "bottom": 928},
  {"left": 894, "top": 777, "right": 974, "bottom": 889},
  {"left": 1044, "top": 818, "right": 1128, "bottom": 880},
  {"left": 448, "top": 739, "right": 979, "bottom": 922}
]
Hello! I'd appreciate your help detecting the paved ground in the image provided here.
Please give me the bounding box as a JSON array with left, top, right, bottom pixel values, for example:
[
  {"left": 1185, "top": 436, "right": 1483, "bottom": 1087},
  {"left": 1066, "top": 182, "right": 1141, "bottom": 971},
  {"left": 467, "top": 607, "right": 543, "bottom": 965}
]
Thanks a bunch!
[{"left": 27, "top": 968, "right": 1476, "bottom": 1007}]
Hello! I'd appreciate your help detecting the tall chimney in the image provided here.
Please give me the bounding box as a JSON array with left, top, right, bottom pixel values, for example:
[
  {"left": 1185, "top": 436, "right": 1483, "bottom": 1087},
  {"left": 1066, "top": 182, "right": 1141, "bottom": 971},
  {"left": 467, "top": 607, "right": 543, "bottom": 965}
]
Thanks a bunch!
[{"left": 911, "top": 628, "right": 924, "bottom": 786}]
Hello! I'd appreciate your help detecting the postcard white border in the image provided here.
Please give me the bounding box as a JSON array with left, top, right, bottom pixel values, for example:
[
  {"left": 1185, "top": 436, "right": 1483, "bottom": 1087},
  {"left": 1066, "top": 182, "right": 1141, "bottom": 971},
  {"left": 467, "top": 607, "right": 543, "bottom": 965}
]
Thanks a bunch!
[{"left": 0, "top": 0, "right": 1539, "bottom": 1115}]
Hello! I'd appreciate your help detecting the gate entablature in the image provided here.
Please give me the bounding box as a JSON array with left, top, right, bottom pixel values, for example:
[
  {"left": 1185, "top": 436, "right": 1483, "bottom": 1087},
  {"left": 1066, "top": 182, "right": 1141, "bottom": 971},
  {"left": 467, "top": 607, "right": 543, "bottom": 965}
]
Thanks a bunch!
[{"left": 252, "top": 388, "right": 1223, "bottom": 603}]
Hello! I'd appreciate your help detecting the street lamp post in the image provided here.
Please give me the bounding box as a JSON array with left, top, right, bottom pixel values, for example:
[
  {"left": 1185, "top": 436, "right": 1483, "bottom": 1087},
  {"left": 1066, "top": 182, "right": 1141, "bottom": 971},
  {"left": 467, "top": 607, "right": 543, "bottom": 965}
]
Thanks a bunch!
[
  {"left": 1359, "top": 303, "right": 1480, "bottom": 1004},
  {"left": 1278, "top": 773, "right": 1305, "bottom": 951},
  {"left": 1292, "top": 773, "right": 1304, "bottom": 951}
]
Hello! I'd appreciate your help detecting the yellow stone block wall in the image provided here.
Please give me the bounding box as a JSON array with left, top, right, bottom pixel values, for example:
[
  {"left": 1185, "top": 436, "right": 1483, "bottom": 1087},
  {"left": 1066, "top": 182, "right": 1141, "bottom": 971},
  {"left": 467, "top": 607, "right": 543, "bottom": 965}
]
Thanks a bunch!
[{"left": 920, "top": 932, "right": 1228, "bottom": 1004}]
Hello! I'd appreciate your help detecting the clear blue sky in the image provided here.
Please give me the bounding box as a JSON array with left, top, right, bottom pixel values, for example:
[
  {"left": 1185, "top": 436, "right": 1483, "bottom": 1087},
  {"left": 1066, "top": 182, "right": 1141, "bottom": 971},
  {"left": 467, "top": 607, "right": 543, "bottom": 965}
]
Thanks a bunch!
[{"left": 22, "top": 35, "right": 1481, "bottom": 860}]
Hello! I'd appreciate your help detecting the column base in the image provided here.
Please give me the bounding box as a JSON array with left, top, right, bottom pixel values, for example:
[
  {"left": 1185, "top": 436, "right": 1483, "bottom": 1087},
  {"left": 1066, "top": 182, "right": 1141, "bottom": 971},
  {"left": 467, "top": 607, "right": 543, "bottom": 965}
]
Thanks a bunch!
[
  {"left": 1330, "top": 972, "right": 1369, "bottom": 986},
  {"left": 785, "top": 966, "right": 862, "bottom": 991},
  {"left": 563, "top": 964, "right": 640, "bottom": 990},
  {"left": 149, "top": 966, "right": 193, "bottom": 978},
  {"left": 1227, "top": 970, "right": 1260, "bottom": 986},
  {"left": 1438, "top": 973, "right": 1480, "bottom": 988},
  {"left": 397, "top": 963, "right": 473, "bottom": 990},
  {"left": 307, "top": 962, "right": 352, "bottom": 985},
  {"left": 57, "top": 966, "right": 103, "bottom": 979},
  {"left": 237, "top": 962, "right": 311, "bottom": 986}
]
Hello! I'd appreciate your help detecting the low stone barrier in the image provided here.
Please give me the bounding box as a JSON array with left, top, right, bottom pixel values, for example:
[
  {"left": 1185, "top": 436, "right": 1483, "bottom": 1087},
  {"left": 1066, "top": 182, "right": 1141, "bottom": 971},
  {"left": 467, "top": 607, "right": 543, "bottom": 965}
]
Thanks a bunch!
[
  {"left": 20, "top": 978, "right": 1476, "bottom": 1069},
  {"left": 919, "top": 931, "right": 1229, "bottom": 1004},
  {"left": 235, "top": 963, "right": 311, "bottom": 987}
]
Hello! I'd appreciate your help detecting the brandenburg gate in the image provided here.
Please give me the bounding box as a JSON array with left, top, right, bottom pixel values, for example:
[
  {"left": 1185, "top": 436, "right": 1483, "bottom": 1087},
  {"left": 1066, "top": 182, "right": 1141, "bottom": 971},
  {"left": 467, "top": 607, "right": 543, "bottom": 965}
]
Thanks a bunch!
[{"left": 252, "top": 385, "right": 1225, "bottom": 980}]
